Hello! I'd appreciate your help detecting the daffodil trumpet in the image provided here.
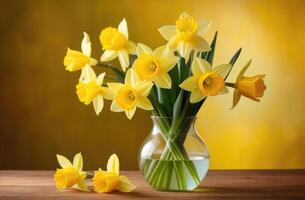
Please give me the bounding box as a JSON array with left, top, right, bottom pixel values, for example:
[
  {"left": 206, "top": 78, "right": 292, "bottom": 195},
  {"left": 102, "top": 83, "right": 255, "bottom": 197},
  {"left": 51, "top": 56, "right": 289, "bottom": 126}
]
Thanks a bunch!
[{"left": 63, "top": 12, "right": 266, "bottom": 191}]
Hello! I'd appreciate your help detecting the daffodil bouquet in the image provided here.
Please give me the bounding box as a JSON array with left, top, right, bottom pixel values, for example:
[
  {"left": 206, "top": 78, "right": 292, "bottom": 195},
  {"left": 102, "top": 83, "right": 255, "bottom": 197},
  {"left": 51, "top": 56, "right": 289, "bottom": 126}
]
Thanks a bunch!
[{"left": 64, "top": 13, "right": 266, "bottom": 191}]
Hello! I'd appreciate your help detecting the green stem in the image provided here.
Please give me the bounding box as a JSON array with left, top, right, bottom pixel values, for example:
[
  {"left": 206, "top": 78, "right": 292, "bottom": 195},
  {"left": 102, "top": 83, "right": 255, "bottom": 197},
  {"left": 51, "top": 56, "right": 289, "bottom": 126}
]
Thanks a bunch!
[{"left": 225, "top": 82, "right": 236, "bottom": 88}]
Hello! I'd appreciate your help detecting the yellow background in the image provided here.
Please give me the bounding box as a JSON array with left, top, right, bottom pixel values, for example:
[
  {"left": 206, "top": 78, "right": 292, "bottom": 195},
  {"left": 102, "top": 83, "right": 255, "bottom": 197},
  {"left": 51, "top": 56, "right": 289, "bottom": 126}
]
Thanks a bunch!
[{"left": 0, "top": 0, "right": 305, "bottom": 170}]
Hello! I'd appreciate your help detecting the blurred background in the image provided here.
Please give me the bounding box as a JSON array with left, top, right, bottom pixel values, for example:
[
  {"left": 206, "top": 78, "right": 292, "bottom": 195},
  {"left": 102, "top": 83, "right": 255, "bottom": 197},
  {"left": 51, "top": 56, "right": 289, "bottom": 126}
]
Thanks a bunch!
[{"left": 0, "top": 0, "right": 305, "bottom": 170}]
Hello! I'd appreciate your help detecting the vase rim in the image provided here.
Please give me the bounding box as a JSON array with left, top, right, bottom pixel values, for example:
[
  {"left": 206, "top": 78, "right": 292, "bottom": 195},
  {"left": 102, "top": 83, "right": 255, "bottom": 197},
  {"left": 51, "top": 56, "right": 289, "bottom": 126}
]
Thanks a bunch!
[{"left": 151, "top": 115, "right": 197, "bottom": 119}]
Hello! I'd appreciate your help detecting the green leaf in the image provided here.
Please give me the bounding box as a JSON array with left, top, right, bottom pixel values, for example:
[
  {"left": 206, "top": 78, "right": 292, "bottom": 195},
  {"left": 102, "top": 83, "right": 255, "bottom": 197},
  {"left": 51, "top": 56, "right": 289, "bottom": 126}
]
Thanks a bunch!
[
  {"left": 169, "top": 64, "right": 180, "bottom": 105},
  {"left": 173, "top": 90, "right": 184, "bottom": 120},
  {"left": 129, "top": 54, "right": 137, "bottom": 66},
  {"left": 224, "top": 48, "right": 242, "bottom": 81},
  {"left": 109, "top": 67, "right": 125, "bottom": 82},
  {"left": 229, "top": 48, "right": 242, "bottom": 66},
  {"left": 157, "top": 87, "right": 172, "bottom": 116},
  {"left": 97, "top": 63, "right": 125, "bottom": 82},
  {"left": 201, "top": 52, "right": 208, "bottom": 59},
  {"left": 206, "top": 31, "right": 218, "bottom": 65},
  {"left": 177, "top": 56, "right": 185, "bottom": 83}
]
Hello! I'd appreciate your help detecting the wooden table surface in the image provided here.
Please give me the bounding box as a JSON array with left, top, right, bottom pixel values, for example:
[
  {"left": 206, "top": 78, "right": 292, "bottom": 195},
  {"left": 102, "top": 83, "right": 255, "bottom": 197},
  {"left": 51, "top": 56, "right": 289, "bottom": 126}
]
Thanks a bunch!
[{"left": 0, "top": 170, "right": 305, "bottom": 199}]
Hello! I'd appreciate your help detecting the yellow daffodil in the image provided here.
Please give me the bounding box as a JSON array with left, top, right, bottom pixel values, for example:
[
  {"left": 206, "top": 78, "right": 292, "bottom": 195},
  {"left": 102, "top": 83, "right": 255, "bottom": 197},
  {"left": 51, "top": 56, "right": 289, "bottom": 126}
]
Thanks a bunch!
[
  {"left": 92, "top": 154, "right": 136, "bottom": 193},
  {"left": 100, "top": 18, "right": 136, "bottom": 71},
  {"left": 76, "top": 66, "right": 113, "bottom": 115},
  {"left": 54, "top": 152, "right": 88, "bottom": 191},
  {"left": 64, "top": 32, "right": 97, "bottom": 73},
  {"left": 133, "top": 43, "right": 177, "bottom": 89},
  {"left": 180, "top": 57, "right": 231, "bottom": 103},
  {"left": 232, "top": 60, "right": 266, "bottom": 108},
  {"left": 108, "top": 69, "right": 153, "bottom": 119},
  {"left": 159, "top": 12, "right": 211, "bottom": 59}
]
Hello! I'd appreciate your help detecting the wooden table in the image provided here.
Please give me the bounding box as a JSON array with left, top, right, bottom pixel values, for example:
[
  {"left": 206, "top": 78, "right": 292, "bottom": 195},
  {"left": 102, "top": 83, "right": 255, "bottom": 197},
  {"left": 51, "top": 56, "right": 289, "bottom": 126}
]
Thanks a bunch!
[{"left": 0, "top": 170, "right": 305, "bottom": 199}]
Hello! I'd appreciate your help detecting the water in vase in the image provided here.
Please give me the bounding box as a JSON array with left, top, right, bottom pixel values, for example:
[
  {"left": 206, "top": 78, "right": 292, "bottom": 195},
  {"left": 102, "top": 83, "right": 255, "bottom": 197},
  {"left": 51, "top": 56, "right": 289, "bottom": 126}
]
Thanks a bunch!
[{"left": 141, "top": 155, "right": 209, "bottom": 191}]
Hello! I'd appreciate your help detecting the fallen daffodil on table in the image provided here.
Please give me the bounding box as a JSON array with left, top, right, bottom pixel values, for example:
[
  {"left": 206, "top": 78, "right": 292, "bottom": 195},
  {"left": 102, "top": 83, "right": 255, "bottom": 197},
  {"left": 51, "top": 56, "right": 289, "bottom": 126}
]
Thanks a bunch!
[
  {"left": 62, "top": 12, "right": 267, "bottom": 192},
  {"left": 54, "top": 153, "right": 135, "bottom": 193},
  {"left": 54, "top": 153, "right": 88, "bottom": 191},
  {"left": 92, "top": 154, "right": 136, "bottom": 193}
]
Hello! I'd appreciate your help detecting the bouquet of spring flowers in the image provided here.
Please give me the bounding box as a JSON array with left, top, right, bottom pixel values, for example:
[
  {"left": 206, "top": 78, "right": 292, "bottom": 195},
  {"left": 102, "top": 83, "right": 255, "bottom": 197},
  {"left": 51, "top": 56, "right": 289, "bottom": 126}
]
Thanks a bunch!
[{"left": 64, "top": 12, "right": 266, "bottom": 191}]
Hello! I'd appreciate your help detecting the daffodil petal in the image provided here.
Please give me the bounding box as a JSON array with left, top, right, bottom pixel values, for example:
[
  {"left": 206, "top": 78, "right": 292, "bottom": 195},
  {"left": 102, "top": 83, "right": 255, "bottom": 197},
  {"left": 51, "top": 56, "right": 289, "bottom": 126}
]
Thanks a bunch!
[
  {"left": 83, "top": 65, "right": 97, "bottom": 81},
  {"left": 153, "top": 45, "right": 167, "bottom": 58},
  {"left": 108, "top": 83, "right": 124, "bottom": 93},
  {"left": 134, "top": 81, "right": 153, "bottom": 96},
  {"left": 192, "top": 36, "right": 211, "bottom": 52},
  {"left": 167, "top": 37, "right": 179, "bottom": 50},
  {"left": 125, "top": 68, "right": 137, "bottom": 86},
  {"left": 118, "top": 18, "right": 128, "bottom": 39},
  {"left": 232, "top": 89, "right": 241, "bottom": 109},
  {"left": 159, "top": 57, "right": 177, "bottom": 72},
  {"left": 125, "top": 107, "right": 136, "bottom": 119},
  {"left": 237, "top": 59, "right": 252, "bottom": 81},
  {"left": 158, "top": 25, "right": 177, "bottom": 41},
  {"left": 96, "top": 72, "right": 106, "bottom": 86},
  {"left": 179, "top": 76, "right": 198, "bottom": 91},
  {"left": 126, "top": 41, "right": 136, "bottom": 55},
  {"left": 110, "top": 101, "right": 124, "bottom": 112},
  {"left": 73, "top": 152, "right": 83, "bottom": 171},
  {"left": 80, "top": 171, "right": 87, "bottom": 179},
  {"left": 190, "top": 89, "right": 205, "bottom": 103},
  {"left": 56, "top": 154, "right": 73, "bottom": 168},
  {"left": 136, "top": 43, "right": 153, "bottom": 56},
  {"left": 81, "top": 32, "right": 91, "bottom": 56},
  {"left": 177, "top": 42, "right": 192, "bottom": 60},
  {"left": 93, "top": 95, "right": 104, "bottom": 115},
  {"left": 192, "top": 57, "right": 212, "bottom": 76},
  {"left": 153, "top": 46, "right": 177, "bottom": 72},
  {"left": 118, "top": 50, "right": 129, "bottom": 71},
  {"left": 213, "top": 64, "right": 232, "bottom": 79},
  {"left": 101, "top": 87, "right": 114, "bottom": 100},
  {"left": 137, "top": 96, "right": 153, "bottom": 110},
  {"left": 89, "top": 58, "right": 97, "bottom": 66},
  {"left": 73, "top": 178, "right": 89, "bottom": 191},
  {"left": 218, "top": 86, "right": 229, "bottom": 95},
  {"left": 154, "top": 73, "right": 172, "bottom": 89},
  {"left": 101, "top": 50, "right": 117, "bottom": 62},
  {"left": 79, "top": 67, "right": 86, "bottom": 82},
  {"left": 107, "top": 154, "right": 120, "bottom": 175},
  {"left": 197, "top": 20, "right": 211, "bottom": 36},
  {"left": 117, "top": 175, "right": 136, "bottom": 192}
]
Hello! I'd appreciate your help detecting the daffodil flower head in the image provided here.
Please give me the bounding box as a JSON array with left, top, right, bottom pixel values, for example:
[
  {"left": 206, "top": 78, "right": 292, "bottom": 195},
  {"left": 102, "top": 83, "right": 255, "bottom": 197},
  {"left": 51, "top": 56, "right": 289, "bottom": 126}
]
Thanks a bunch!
[
  {"left": 100, "top": 18, "right": 136, "bottom": 71},
  {"left": 180, "top": 57, "right": 231, "bottom": 103},
  {"left": 159, "top": 12, "right": 211, "bottom": 60},
  {"left": 232, "top": 60, "right": 266, "bottom": 108},
  {"left": 76, "top": 66, "right": 113, "bottom": 115},
  {"left": 133, "top": 43, "right": 178, "bottom": 89},
  {"left": 54, "top": 153, "right": 88, "bottom": 191},
  {"left": 64, "top": 32, "right": 97, "bottom": 72},
  {"left": 108, "top": 69, "right": 153, "bottom": 119},
  {"left": 92, "top": 154, "right": 136, "bottom": 193}
]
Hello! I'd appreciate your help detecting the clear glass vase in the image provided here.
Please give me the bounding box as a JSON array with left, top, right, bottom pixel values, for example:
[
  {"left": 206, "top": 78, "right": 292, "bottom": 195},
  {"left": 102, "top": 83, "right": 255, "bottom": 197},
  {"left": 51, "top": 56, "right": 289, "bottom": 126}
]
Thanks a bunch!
[{"left": 138, "top": 116, "right": 210, "bottom": 191}]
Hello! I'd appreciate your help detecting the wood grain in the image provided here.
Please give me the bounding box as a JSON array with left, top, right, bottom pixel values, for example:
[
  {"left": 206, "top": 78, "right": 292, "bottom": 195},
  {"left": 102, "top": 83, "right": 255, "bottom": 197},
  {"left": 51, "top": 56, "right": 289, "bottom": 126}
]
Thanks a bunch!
[{"left": 0, "top": 170, "right": 305, "bottom": 199}]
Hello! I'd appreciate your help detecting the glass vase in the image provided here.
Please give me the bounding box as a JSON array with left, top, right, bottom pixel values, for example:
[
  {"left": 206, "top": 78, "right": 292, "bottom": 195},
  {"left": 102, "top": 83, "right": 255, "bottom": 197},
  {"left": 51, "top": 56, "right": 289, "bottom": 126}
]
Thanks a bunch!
[{"left": 138, "top": 116, "right": 210, "bottom": 191}]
